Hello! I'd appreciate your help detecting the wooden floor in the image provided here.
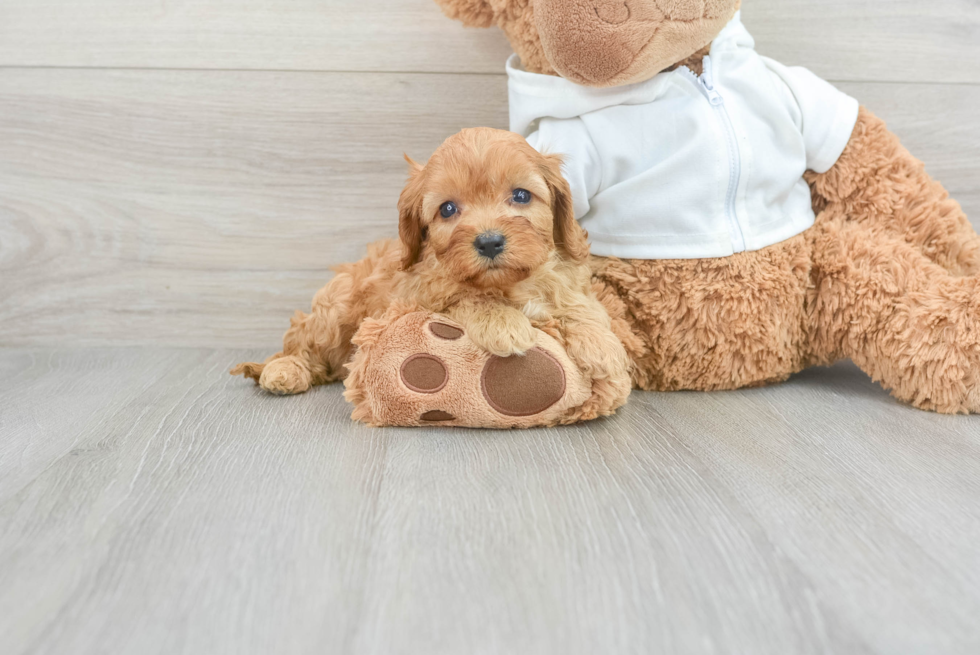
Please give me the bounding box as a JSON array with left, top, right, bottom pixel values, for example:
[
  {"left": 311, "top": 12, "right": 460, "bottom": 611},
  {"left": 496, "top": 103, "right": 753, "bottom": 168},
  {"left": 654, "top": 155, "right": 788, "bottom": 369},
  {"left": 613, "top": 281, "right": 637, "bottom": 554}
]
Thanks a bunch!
[
  {"left": 2, "top": 1, "right": 980, "bottom": 653},
  {"left": 1, "top": 349, "right": 978, "bottom": 654}
]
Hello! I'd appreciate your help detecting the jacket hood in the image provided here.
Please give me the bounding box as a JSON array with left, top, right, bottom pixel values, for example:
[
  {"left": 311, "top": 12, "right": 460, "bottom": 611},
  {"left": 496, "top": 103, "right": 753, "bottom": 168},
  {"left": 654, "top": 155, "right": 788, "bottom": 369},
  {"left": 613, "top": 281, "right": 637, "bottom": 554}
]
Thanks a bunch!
[{"left": 508, "top": 11, "right": 753, "bottom": 136}]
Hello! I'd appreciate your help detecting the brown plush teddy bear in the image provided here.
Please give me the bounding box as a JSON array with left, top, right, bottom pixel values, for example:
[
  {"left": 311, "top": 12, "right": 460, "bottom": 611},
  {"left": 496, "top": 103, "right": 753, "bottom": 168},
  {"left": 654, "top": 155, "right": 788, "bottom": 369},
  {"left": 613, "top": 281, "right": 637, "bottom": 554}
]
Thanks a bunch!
[{"left": 429, "top": 0, "right": 980, "bottom": 414}]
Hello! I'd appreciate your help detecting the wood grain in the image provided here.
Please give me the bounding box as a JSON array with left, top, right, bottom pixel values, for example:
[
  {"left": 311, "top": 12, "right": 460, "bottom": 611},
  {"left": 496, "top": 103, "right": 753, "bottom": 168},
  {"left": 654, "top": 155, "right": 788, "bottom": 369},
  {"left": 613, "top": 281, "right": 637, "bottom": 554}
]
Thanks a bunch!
[
  {"left": 1, "top": 348, "right": 978, "bottom": 654},
  {"left": 0, "top": 69, "right": 507, "bottom": 347},
  {"left": 1, "top": 70, "right": 978, "bottom": 348},
  {"left": 0, "top": 0, "right": 978, "bottom": 84}
]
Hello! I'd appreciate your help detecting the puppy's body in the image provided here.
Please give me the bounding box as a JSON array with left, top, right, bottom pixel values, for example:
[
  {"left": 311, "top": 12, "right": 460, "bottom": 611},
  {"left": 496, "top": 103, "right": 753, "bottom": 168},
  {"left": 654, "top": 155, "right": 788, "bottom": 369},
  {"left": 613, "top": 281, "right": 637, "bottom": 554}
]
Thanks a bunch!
[{"left": 233, "top": 128, "right": 631, "bottom": 423}]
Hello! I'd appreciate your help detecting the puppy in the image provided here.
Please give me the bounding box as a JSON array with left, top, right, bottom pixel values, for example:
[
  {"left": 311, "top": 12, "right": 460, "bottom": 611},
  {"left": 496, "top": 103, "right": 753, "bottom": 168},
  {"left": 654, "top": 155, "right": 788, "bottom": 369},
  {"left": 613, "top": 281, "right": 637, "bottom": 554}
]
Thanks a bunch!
[{"left": 232, "top": 128, "right": 631, "bottom": 420}]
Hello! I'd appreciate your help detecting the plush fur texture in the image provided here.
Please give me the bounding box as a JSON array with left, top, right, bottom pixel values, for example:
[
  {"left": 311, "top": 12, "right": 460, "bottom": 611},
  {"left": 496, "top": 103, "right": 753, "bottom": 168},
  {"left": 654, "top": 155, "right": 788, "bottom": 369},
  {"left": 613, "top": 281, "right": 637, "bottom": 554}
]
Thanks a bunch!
[
  {"left": 233, "top": 128, "right": 633, "bottom": 426},
  {"left": 433, "top": 0, "right": 980, "bottom": 413}
]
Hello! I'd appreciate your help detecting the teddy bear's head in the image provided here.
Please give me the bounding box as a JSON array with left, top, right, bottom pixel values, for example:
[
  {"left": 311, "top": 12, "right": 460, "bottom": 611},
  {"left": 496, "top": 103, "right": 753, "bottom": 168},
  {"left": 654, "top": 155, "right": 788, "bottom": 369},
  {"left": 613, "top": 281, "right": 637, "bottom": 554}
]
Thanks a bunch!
[{"left": 435, "top": 0, "right": 740, "bottom": 87}]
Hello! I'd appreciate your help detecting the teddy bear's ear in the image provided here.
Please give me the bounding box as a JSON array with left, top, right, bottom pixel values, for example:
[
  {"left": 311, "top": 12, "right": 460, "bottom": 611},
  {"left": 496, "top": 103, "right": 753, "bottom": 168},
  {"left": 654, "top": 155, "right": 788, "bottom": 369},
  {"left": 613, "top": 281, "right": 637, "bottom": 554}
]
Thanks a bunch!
[{"left": 432, "top": 0, "right": 496, "bottom": 28}]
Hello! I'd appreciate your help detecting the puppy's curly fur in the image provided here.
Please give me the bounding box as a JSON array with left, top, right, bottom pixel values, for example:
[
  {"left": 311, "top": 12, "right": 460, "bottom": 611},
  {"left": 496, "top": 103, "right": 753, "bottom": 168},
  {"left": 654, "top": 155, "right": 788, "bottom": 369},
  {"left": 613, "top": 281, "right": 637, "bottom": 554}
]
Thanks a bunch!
[{"left": 232, "top": 128, "right": 632, "bottom": 423}]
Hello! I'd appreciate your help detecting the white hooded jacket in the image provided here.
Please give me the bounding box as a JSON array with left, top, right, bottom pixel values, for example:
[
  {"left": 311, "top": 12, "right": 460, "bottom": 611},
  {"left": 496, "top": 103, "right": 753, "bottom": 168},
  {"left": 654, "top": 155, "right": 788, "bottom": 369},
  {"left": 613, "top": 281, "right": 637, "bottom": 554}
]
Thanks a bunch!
[{"left": 507, "top": 11, "right": 860, "bottom": 260}]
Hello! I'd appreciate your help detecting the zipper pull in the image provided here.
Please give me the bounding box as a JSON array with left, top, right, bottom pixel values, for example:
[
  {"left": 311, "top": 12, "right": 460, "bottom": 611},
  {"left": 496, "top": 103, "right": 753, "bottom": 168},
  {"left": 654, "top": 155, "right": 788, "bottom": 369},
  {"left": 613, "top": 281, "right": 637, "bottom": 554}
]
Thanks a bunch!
[
  {"left": 701, "top": 55, "right": 715, "bottom": 88},
  {"left": 699, "top": 55, "right": 724, "bottom": 106}
]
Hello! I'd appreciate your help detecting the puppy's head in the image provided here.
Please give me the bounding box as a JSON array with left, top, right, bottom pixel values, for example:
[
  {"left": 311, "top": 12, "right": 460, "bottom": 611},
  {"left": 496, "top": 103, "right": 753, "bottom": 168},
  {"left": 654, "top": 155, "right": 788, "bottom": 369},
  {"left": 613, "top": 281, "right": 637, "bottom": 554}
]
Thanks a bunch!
[{"left": 398, "top": 128, "right": 589, "bottom": 289}]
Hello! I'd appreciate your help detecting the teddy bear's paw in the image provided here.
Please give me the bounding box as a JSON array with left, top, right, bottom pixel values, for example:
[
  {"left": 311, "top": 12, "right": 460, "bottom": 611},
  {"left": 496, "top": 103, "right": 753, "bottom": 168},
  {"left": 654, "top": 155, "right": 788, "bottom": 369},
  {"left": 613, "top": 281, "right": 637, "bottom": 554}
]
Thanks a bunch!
[
  {"left": 397, "top": 343, "right": 566, "bottom": 423},
  {"left": 397, "top": 320, "right": 567, "bottom": 423},
  {"left": 344, "top": 311, "right": 593, "bottom": 428}
]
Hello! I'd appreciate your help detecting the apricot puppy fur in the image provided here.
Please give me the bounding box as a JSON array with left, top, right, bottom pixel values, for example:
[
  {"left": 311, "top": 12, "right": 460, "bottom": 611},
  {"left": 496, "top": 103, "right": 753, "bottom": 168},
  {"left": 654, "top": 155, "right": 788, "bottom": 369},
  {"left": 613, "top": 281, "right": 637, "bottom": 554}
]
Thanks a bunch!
[{"left": 232, "top": 128, "right": 632, "bottom": 424}]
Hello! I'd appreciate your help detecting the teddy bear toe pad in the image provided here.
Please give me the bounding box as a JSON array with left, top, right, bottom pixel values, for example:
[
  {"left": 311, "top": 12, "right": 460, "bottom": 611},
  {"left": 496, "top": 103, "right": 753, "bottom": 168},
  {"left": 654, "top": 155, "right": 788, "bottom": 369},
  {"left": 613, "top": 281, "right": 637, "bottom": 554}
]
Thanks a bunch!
[
  {"left": 420, "top": 410, "right": 456, "bottom": 422},
  {"left": 429, "top": 322, "right": 464, "bottom": 340},
  {"left": 400, "top": 354, "right": 448, "bottom": 393}
]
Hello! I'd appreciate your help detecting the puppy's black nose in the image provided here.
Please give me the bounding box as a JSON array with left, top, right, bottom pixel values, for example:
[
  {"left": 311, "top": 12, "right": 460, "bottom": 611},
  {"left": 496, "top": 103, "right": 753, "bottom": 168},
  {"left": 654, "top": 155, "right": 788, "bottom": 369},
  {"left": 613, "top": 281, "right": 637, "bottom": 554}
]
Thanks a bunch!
[{"left": 473, "top": 232, "right": 506, "bottom": 260}]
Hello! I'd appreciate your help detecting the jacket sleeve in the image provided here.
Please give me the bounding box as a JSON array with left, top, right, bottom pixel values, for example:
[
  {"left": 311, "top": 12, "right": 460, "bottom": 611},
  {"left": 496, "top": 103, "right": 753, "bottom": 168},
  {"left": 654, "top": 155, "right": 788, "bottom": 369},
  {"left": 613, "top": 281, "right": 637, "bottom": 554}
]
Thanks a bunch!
[
  {"left": 526, "top": 117, "right": 602, "bottom": 220},
  {"left": 761, "top": 57, "right": 860, "bottom": 174}
]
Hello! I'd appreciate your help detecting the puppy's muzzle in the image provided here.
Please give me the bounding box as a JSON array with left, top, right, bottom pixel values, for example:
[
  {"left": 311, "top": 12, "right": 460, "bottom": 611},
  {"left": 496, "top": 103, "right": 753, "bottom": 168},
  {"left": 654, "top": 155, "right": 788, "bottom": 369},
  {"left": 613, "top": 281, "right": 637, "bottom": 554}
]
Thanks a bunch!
[{"left": 473, "top": 232, "right": 506, "bottom": 260}]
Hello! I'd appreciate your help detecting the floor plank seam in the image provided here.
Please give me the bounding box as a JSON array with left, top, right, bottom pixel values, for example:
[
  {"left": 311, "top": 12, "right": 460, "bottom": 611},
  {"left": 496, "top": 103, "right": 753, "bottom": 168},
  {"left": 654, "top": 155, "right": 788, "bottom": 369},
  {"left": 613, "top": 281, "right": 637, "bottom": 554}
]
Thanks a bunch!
[{"left": 2, "top": 65, "right": 979, "bottom": 88}]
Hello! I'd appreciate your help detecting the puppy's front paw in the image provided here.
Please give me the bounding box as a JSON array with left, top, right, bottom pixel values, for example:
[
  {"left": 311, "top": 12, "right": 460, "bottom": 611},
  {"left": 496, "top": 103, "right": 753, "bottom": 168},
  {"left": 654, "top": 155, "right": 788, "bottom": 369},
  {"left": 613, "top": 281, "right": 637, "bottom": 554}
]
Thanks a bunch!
[
  {"left": 468, "top": 313, "right": 538, "bottom": 357},
  {"left": 259, "top": 356, "right": 312, "bottom": 395}
]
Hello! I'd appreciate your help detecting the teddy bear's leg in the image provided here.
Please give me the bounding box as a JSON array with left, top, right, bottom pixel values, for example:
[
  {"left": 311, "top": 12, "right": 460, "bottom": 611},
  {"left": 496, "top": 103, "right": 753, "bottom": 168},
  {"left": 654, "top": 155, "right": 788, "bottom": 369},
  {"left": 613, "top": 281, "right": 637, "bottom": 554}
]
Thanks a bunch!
[
  {"left": 343, "top": 305, "right": 601, "bottom": 427},
  {"left": 590, "top": 241, "right": 812, "bottom": 392},
  {"left": 807, "top": 212, "right": 980, "bottom": 414},
  {"left": 232, "top": 240, "right": 402, "bottom": 394},
  {"left": 807, "top": 107, "right": 980, "bottom": 277}
]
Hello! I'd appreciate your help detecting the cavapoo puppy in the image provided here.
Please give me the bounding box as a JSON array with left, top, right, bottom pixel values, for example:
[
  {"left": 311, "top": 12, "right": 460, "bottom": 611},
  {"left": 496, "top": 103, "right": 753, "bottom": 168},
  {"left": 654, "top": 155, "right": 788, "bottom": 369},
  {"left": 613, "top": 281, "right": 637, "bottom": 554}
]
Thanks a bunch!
[{"left": 233, "top": 128, "right": 632, "bottom": 426}]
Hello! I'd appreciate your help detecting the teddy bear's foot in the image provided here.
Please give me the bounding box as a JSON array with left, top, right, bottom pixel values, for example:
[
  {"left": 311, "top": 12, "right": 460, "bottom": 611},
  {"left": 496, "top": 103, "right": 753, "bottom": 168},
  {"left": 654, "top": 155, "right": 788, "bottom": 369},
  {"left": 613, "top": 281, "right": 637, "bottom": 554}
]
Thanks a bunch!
[{"left": 343, "top": 307, "right": 595, "bottom": 428}]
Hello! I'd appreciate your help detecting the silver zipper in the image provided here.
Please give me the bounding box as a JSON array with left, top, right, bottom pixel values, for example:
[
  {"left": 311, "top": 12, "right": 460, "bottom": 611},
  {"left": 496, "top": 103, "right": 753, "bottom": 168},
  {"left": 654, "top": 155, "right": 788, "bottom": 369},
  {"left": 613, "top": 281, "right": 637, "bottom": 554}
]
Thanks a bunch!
[{"left": 698, "top": 56, "right": 746, "bottom": 253}]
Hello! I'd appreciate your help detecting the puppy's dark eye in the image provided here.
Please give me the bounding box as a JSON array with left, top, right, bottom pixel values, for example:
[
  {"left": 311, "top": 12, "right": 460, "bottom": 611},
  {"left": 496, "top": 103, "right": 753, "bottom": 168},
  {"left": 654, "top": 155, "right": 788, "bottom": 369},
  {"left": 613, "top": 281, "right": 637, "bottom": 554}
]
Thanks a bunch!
[
  {"left": 440, "top": 201, "right": 458, "bottom": 219},
  {"left": 512, "top": 189, "right": 532, "bottom": 204}
]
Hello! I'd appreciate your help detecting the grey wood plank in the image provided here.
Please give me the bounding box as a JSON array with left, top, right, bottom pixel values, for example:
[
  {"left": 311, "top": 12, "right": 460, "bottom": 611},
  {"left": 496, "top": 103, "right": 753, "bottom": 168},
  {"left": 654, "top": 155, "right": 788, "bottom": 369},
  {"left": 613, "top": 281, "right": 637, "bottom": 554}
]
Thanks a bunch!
[
  {"left": 0, "top": 347, "right": 388, "bottom": 655},
  {"left": 748, "top": 0, "right": 980, "bottom": 84},
  {"left": 0, "top": 348, "right": 196, "bottom": 502},
  {"left": 0, "top": 0, "right": 514, "bottom": 75},
  {"left": 0, "top": 0, "right": 977, "bottom": 84},
  {"left": 1, "top": 348, "right": 978, "bottom": 654},
  {"left": 629, "top": 368, "right": 980, "bottom": 653},
  {"left": 346, "top": 406, "right": 873, "bottom": 655},
  {"left": 0, "top": 68, "right": 508, "bottom": 348},
  {"left": 1, "top": 69, "right": 978, "bottom": 348}
]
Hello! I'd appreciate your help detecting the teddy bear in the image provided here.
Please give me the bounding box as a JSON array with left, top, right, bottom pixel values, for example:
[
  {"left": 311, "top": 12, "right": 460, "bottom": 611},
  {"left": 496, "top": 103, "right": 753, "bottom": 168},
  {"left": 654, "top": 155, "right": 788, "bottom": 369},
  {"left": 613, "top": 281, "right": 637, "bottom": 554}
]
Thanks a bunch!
[
  {"left": 424, "top": 0, "right": 980, "bottom": 414},
  {"left": 236, "top": 0, "right": 980, "bottom": 425}
]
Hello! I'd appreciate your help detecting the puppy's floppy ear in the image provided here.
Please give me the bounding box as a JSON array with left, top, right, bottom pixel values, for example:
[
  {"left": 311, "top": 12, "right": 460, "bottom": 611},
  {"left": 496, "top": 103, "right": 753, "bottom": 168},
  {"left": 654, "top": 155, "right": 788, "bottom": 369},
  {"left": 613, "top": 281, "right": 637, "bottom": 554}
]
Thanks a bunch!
[
  {"left": 540, "top": 154, "right": 590, "bottom": 263},
  {"left": 432, "top": 0, "right": 496, "bottom": 28},
  {"left": 398, "top": 155, "right": 427, "bottom": 270}
]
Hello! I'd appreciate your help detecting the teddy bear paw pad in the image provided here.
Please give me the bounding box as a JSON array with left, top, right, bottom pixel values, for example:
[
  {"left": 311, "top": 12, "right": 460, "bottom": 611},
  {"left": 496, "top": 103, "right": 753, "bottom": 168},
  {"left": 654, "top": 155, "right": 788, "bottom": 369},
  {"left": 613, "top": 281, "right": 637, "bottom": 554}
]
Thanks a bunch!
[
  {"left": 429, "top": 322, "right": 464, "bottom": 340},
  {"left": 420, "top": 410, "right": 456, "bottom": 422},
  {"left": 346, "top": 310, "right": 593, "bottom": 428},
  {"left": 480, "top": 348, "right": 566, "bottom": 417},
  {"left": 399, "top": 354, "right": 448, "bottom": 394}
]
